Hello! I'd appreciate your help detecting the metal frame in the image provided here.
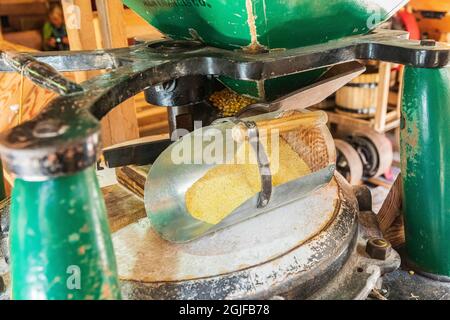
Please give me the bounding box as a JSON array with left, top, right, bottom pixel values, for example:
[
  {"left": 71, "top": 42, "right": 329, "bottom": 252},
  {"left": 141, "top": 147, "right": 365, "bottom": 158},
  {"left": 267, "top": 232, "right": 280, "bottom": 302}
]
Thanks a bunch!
[{"left": 0, "top": 30, "right": 449, "bottom": 180}]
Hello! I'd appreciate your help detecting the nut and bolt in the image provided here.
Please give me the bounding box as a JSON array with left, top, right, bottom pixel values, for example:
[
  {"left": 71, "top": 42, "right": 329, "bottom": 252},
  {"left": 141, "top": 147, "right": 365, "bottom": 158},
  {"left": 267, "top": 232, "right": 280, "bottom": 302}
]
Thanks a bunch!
[{"left": 366, "top": 238, "right": 392, "bottom": 261}]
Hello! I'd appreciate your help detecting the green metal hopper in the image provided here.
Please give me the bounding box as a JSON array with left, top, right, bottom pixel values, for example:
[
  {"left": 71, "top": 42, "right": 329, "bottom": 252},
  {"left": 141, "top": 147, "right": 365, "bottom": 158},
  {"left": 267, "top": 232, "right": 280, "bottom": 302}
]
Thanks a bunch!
[{"left": 124, "top": 0, "right": 407, "bottom": 99}]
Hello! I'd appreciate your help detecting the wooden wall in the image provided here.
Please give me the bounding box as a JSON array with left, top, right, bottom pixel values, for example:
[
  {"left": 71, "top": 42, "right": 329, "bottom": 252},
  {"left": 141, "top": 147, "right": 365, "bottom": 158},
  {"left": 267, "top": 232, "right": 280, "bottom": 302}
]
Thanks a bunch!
[{"left": 0, "top": 40, "right": 57, "bottom": 133}]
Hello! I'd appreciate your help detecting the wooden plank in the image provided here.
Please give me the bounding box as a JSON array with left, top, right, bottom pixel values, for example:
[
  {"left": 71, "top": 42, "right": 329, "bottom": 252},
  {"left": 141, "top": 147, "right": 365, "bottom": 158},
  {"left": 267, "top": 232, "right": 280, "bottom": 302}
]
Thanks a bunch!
[
  {"left": 0, "top": 0, "right": 47, "bottom": 16},
  {"left": 374, "top": 62, "right": 392, "bottom": 133},
  {"left": 95, "top": 0, "right": 129, "bottom": 48},
  {"left": 0, "top": 40, "right": 57, "bottom": 133},
  {"left": 115, "top": 166, "right": 150, "bottom": 199},
  {"left": 0, "top": 184, "right": 147, "bottom": 234},
  {"left": 2, "top": 30, "right": 42, "bottom": 51},
  {"left": 103, "top": 134, "right": 171, "bottom": 167},
  {"left": 102, "top": 184, "right": 147, "bottom": 232},
  {"left": 377, "top": 174, "right": 402, "bottom": 233},
  {"left": 383, "top": 119, "right": 401, "bottom": 133},
  {"left": 92, "top": 8, "right": 164, "bottom": 46},
  {"left": 95, "top": 0, "right": 139, "bottom": 147},
  {"left": 119, "top": 9, "right": 163, "bottom": 41},
  {"left": 326, "top": 111, "right": 372, "bottom": 132},
  {"left": 134, "top": 92, "right": 169, "bottom": 136},
  {"left": 384, "top": 215, "right": 405, "bottom": 249}
]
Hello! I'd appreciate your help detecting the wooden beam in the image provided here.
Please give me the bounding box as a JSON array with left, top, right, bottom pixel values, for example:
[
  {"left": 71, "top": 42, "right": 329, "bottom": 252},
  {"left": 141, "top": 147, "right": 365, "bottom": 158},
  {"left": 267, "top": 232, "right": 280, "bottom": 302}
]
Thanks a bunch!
[
  {"left": 115, "top": 166, "right": 150, "bottom": 199},
  {"left": 61, "top": 0, "right": 99, "bottom": 82},
  {"left": 102, "top": 184, "right": 147, "bottom": 232},
  {"left": 95, "top": 0, "right": 139, "bottom": 147}
]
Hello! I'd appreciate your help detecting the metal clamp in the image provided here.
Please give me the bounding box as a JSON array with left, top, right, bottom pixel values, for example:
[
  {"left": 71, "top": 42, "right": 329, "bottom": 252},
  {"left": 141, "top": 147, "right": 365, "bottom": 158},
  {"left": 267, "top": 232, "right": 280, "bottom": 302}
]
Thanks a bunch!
[
  {"left": 1, "top": 30, "right": 450, "bottom": 180},
  {"left": 240, "top": 121, "right": 272, "bottom": 208},
  {"left": 211, "top": 117, "right": 273, "bottom": 208}
]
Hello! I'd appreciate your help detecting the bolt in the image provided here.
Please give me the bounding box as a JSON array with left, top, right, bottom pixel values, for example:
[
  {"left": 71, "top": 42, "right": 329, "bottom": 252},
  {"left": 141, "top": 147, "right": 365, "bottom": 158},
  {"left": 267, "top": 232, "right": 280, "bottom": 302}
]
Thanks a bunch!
[
  {"left": 420, "top": 39, "right": 436, "bottom": 47},
  {"left": 366, "top": 238, "right": 392, "bottom": 260}
]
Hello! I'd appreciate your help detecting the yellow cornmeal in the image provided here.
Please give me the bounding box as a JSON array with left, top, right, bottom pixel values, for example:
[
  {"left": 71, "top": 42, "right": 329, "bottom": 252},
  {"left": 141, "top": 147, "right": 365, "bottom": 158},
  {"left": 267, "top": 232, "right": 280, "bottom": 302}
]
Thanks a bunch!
[{"left": 186, "top": 137, "right": 311, "bottom": 224}]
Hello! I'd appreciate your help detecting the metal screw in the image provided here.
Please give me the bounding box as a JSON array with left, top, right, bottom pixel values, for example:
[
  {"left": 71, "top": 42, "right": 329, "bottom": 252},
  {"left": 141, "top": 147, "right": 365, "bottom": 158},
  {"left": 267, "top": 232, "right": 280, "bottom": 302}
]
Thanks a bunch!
[
  {"left": 420, "top": 39, "right": 436, "bottom": 47},
  {"left": 366, "top": 238, "right": 392, "bottom": 260}
]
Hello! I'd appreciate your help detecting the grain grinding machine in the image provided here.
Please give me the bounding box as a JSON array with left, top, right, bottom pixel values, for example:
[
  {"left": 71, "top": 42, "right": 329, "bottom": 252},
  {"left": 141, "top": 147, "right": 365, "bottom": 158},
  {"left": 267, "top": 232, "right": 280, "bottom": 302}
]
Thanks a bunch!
[{"left": 0, "top": 0, "right": 450, "bottom": 300}]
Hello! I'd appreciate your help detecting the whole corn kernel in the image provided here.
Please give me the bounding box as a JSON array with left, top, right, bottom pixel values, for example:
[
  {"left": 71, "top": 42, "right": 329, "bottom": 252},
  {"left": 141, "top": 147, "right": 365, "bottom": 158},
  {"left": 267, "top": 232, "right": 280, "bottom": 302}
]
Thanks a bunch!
[{"left": 209, "top": 88, "right": 257, "bottom": 117}]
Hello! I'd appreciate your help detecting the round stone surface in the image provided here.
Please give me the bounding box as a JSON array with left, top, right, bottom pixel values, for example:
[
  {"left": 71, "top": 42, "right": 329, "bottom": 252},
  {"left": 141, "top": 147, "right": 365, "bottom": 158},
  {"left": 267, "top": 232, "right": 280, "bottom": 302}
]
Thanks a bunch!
[{"left": 113, "top": 179, "right": 340, "bottom": 282}]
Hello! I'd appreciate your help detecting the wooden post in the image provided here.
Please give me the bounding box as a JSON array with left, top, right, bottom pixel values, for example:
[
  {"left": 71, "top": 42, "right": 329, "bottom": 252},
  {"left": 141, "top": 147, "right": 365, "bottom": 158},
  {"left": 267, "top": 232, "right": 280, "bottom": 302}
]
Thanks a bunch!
[
  {"left": 95, "top": 0, "right": 140, "bottom": 147},
  {"left": 374, "top": 62, "right": 392, "bottom": 133}
]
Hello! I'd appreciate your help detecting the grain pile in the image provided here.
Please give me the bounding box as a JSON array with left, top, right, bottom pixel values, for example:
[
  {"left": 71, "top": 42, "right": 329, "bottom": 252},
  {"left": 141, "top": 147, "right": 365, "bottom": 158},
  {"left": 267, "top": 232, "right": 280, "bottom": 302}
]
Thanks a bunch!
[
  {"left": 186, "top": 137, "right": 311, "bottom": 224},
  {"left": 209, "top": 88, "right": 257, "bottom": 117}
]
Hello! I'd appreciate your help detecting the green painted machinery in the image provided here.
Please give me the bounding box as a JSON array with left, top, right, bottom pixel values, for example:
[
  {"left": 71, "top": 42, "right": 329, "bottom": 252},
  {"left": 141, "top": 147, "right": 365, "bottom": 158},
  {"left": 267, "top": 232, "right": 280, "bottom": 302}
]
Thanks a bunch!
[
  {"left": 10, "top": 167, "right": 121, "bottom": 299},
  {"left": 401, "top": 66, "right": 450, "bottom": 279},
  {"left": 124, "top": 0, "right": 407, "bottom": 100},
  {"left": 124, "top": 0, "right": 405, "bottom": 50},
  {"left": 1, "top": 0, "right": 450, "bottom": 301}
]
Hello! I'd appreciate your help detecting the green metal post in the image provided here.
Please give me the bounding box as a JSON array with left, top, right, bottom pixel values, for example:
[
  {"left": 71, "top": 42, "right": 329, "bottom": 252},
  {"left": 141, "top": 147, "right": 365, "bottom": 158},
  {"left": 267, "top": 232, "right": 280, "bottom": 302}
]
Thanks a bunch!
[
  {"left": 10, "top": 166, "right": 121, "bottom": 300},
  {"left": 401, "top": 66, "right": 450, "bottom": 278},
  {"left": 0, "top": 162, "right": 5, "bottom": 201}
]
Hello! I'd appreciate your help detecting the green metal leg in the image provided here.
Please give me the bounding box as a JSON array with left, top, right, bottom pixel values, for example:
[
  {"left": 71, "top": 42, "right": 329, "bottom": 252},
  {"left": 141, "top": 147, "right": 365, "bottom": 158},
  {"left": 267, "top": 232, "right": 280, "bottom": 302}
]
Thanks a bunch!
[
  {"left": 0, "top": 162, "right": 5, "bottom": 201},
  {"left": 10, "top": 166, "right": 121, "bottom": 300},
  {"left": 401, "top": 66, "right": 450, "bottom": 277}
]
